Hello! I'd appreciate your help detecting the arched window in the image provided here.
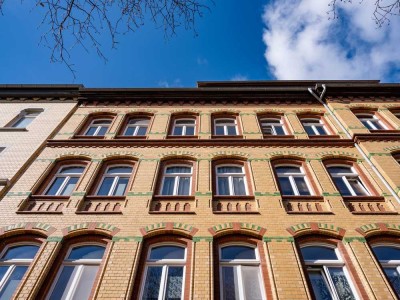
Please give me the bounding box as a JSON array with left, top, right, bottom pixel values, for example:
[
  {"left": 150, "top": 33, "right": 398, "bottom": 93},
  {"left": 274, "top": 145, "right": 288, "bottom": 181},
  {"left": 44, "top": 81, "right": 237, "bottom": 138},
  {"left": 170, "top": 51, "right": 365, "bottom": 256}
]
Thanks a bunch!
[
  {"left": 259, "top": 117, "right": 287, "bottom": 136},
  {"left": 219, "top": 244, "right": 266, "bottom": 299},
  {"left": 96, "top": 165, "right": 133, "bottom": 196},
  {"left": 84, "top": 119, "right": 112, "bottom": 136},
  {"left": 371, "top": 245, "right": 400, "bottom": 296},
  {"left": 300, "top": 244, "right": 358, "bottom": 299},
  {"left": 47, "top": 245, "right": 105, "bottom": 300},
  {"left": 0, "top": 244, "right": 40, "bottom": 299},
  {"left": 355, "top": 113, "right": 386, "bottom": 130},
  {"left": 327, "top": 165, "right": 370, "bottom": 196},
  {"left": 275, "top": 165, "right": 312, "bottom": 196},
  {"left": 214, "top": 117, "right": 238, "bottom": 136},
  {"left": 140, "top": 245, "right": 187, "bottom": 299},
  {"left": 44, "top": 165, "right": 86, "bottom": 196},
  {"left": 122, "top": 118, "right": 149, "bottom": 136},
  {"left": 216, "top": 165, "right": 248, "bottom": 196},
  {"left": 8, "top": 109, "right": 43, "bottom": 128},
  {"left": 171, "top": 118, "right": 196, "bottom": 136},
  {"left": 160, "top": 165, "right": 192, "bottom": 196},
  {"left": 300, "top": 118, "right": 329, "bottom": 136}
]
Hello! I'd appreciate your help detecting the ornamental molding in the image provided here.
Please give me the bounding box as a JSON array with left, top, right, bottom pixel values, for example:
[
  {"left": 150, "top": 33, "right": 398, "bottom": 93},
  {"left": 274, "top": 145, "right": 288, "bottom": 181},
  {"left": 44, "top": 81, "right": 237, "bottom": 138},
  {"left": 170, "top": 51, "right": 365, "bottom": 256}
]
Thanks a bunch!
[
  {"left": 287, "top": 222, "right": 345, "bottom": 238},
  {"left": 139, "top": 222, "right": 198, "bottom": 238},
  {"left": 0, "top": 222, "right": 56, "bottom": 237},
  {"left": 61, "top": 222, "right": 120, "bottom": 237},
  {"left": 208, "top": 222, "right": 266, "bottom": 238},
  {"left": 356, "top": 223, "right": 400, "bottom": 237}
]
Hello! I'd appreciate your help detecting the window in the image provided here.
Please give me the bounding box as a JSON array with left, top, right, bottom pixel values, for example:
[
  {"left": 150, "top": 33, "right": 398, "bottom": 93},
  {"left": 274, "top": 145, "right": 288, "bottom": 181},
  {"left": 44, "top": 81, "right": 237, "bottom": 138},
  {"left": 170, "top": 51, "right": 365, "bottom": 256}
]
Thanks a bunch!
[
  {"left": 219, "top": 245, "right": 266, "bottom": 300},
  {"left": 10, "top": 109, "right": 42, "bottom": 128},
  {"left": 300, "top": 245, "right": 357, "bottom": 299},
  {"left": 141, "top": 245, "right": 186, "bottom": 299},
  {"left": 0, "top": 244, "right": 40, "bottom": 299},
  {"left": 84, "top": 119, "right": 112, "bottom": 136},
  {"left": 172, "top": 119, "right": 196, "bottom": 136},
  {"left": 260, "top": 117, "right": 287, "bottom": 135},
  {"left": 301, "top": 118, "right": 328, "bottom": 136},
  {"left": 356, "top": 113, "right": 386, "bottom": 130},
  {"left": 275, "top": 165, "right": 312, "bottom": 196},
  {"left": 372, "top": 245, "right": 400, "bottom": 296},
  {"left": 160, "top": 165, "right": 192, "bottom": 196},
  {"left": 96, "top": 165, "right": 133, "bottom": 196},
  {"left": 44, "top": 165, "right": 85, "bottom": 196},
  {"left": 216, "top": 165, "right": 247, "bottom": 196},
  {"left": 214, "top": 118, "right": 238, "bottom": 136},
  {"left": 123, "top": 118, "right": 149, "bottom": 136},
  {"left": 327, "top": 166, "right": 369, "bottom": 196},
  {"left": 47, "top": 245, "right": 105, "bottom": 300}
]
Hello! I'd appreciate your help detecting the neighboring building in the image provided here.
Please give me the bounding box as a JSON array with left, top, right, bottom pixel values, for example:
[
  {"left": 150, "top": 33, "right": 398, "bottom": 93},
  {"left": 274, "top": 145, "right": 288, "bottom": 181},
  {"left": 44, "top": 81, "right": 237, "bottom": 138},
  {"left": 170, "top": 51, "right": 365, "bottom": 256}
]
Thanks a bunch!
[
  {"left": 0, "top": 85, "right": 80, "bottom": 199},
  {"left": 1, "top": 80, "right": 400, "bottom": 299}
]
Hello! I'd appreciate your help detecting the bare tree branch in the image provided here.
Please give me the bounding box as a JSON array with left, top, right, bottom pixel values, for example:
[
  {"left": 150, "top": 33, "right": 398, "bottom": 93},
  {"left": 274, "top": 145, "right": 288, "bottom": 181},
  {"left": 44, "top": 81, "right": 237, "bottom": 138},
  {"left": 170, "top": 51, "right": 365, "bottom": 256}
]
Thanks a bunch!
[{"left": 0, "top": 0, "right": 212, "bottom": 77}]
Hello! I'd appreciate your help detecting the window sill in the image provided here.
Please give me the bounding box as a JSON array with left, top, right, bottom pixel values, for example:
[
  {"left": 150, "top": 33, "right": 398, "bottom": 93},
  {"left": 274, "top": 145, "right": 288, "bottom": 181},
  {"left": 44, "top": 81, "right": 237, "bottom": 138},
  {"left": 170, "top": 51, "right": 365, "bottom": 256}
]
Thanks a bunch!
[
  {"left": 75, "top": 211, "right": 123, "bottom": 214},
  {"left": 166, "top": 135, "right": 199, "bottom": 139},
  {"left": 16, "top": 210, "right": 63, "bottom": 214},
  {"left": 213, "top": 211, "right": 260, "bottom": 214},
  {"left": 73, "top": 135, "right": 105, "bottom": 139},
  {"left": 263, "top": 134, "right": 294, "bottom": 139},
  {"left": 281, "top": 195, "right": 324, "bottom": 201},
  {"left": 149, "top": 211, "right": 196, "bottom": 214},
  {"left": 211, "top": 135, "right": 243, "bottom": 139},
  {"left": 0, "top": 127, "right": 28, "bottom": 132},
  {"left": 350, "top": 211, "right": 398, "bottom": 215},
  {"left": 152, "top": 195, "right": 196, "bottom": 201},
  {"left": 308, "top": 135, "right": 341, "bottom": 139},
  {"left": 29, "top": 195, "right": 70, "bottom": 201},
  {"left": 369, "top": 130, "right": 400, "bottom": 134},
  {"left": 342, "top": 196, "right": 385, "bottom": 202},
  {"left": 286, "top": 211, "right": 334, "bottom": 215},
  {"left": 213, "top": 195, "right": 255, "bottom": 201},
  {"left": 114, "top": 135, "right": 147, "bottom": 139},
  {"left": 84, "top": 195, "right": 126, "bottom": 200}
]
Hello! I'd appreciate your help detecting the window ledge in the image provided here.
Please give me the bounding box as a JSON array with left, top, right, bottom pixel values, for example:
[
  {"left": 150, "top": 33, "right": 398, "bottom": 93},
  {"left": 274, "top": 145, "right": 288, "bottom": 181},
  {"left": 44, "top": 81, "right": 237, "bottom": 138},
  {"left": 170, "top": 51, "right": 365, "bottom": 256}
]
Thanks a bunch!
[
  {"left": 166, "top": 135, "right": 199, "bottom": 139},
  {"left": 75, "top": 211, "right": 122, "bottom": 214},
  {"left": 342, "top": 196, "right": 385, "bottom": 202},
  {"left": 114, "top": 135, "right": 147, "bottom": 139},
  {"left": 281, "top": 195, "right": 324, "bottom": 201},
  {"left": 29, "top": 195, "right": 70, "bottom": 201},
  {"left": 0, "top": 127, "right": 28, "bottom": 132},
  {"left": 213, "top": 211, "right": 260, "bottom": 214},
  {"left": 16, "top": 211, "right": 63, "bottom": 214},
  {"left": 308, "top": 135, "right": 341, "bottom": 139},
  {"left": 350, "top": 211, "right": 398, "bottom": 215},
  {"left": 213, "top": 195, "right": 255, "bottom": 201},
  {"left": 369, "top": 130, "right": 400, "bottom": 134},
  {"left": 152, "top": 195, "right": 196, "bottom": 201},
  {"left": 73, "top": 135, "right": 105, "bottom": 139},
  {"left": 263, "top": 134, "right": 294, "bottom": 139},
  {"left": 211, "top": 135, "right": 243, "bottom": 139},
  {"left": 84, "top": 195, "right": 126, "bottom": 201},
  {"left": 149, "top": 211, "right": 196, "bottom": 214},
  {"left": 286, "top": 211, "right": 334, "bottom": 215}
]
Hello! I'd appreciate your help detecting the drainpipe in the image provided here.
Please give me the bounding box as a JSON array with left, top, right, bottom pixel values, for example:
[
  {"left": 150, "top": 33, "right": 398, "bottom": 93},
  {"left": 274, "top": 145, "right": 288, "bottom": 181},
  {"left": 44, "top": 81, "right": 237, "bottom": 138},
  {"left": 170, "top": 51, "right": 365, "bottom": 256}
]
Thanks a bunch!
[{"left": 308, "top": 84, "right": 400, "bottom": 204}]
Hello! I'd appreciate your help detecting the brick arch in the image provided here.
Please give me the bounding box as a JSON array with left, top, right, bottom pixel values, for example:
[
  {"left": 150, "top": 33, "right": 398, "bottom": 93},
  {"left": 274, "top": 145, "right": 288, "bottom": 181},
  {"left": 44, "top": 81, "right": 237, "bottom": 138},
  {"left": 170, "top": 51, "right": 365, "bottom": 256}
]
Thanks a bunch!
[
  {"left": 356, "top": 223, "right": 400, "bottom": 238},
  {"left": 169, "top": 109, "right": 201, "bottom": 115},
  {"left": 316, "top": 151, "right": 358, "bottom": 160},
  {"left": 287, "top": 222, "right": 346, "bottom": 239},
  {"left": 125, "top": 109, "right": 157, "bottom": 114},
  {"left": 210, "top": 151, "right": 250, "bottom": 161},
  {"left": 87, "top": 109, "right": 119, "bottom": 114},
  {"left": 61, "top": 222, "right": 120, "bottom": 239},
  {"left": 140, "top": 222, "right": 198, "bottom": 239},
  {"left": 158, "top": 150, "right": 201, "bottom": 158},
  {"left": 268, "top": 152, "right": 308, "bottom": 161},
  {"left": 210, "top": 109, "right": 240, "bottom": 114},
  {"left": 255, "top": 108, "right": 286, "bottom": 114},
  {"left": 294, "top": 109, "right": 325, "bottom": 114},
  {"left": 348, "top": 104, "right": 379, "bottom": 111},
  {"left": 208, "top": 222, "right": 266, "bottom": 239},
  {"left": 55, "top": 152, "right": 92, "bottom": 160},
  {"left": 0, "top": 222, "right": 56, "bottom": 239},
  {"left": 159, "top": 154, "right": 198, "bottom": 162},
  {"left": 101, "top": 154, "right": 141, "bottom": 161}
]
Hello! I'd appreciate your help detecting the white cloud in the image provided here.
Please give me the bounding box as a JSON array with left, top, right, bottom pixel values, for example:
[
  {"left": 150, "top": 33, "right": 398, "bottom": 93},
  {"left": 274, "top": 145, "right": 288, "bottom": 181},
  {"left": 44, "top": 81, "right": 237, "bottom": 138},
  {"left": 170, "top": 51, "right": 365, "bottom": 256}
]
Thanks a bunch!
[
  {"left": 158, "top": 79, "right": 182, "bottom": 88},
  {"left": 262, "top": 0, "right": 400, "bottom": 81},
  {"left": 231, "top": 74, "right": 248, "bottom": 81}
]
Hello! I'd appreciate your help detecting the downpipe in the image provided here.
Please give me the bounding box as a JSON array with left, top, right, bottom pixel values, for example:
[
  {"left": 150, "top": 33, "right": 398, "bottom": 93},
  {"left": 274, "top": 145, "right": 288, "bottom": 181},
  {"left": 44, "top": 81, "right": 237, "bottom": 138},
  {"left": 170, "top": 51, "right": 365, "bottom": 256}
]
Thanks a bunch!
[{"left": 308, "top": 84, "right": 400, "bottom": 204}]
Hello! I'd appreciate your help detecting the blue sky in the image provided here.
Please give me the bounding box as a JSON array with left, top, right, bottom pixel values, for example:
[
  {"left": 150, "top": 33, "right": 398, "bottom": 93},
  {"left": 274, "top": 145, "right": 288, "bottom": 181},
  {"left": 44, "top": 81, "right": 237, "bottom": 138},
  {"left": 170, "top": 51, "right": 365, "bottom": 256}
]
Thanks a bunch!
[{"left": 0, "top": 0, "right": 399, "bottom": 87}]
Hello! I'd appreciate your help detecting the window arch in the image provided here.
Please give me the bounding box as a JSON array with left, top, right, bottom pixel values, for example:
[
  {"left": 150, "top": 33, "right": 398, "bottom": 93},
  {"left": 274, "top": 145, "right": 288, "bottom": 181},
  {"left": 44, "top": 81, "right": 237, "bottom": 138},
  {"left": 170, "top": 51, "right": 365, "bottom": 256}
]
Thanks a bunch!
[
  {"left": 117, "top": 114, "right": 152, "bottom": 138},
  {"left": 299, "top": 116, "right": 330, "bottom": 136},
  {"left": 95, "top": 163, "right": 134, "bottom": 196},
  {"left": 326, "top": 164, "right": 370, "bottom": 197},
  {"left": 169, "top": 114, "right": 198, "bottom": 137},
  {"left": 258, "top": 114, "right": 290, "bottom": 136},
  {"left": 212, "top": 113, "right": 241, "bottom": 137},
  {"left": 355, "top": 112, "right": 387, "bottom": 130},
  {"left": 75, "top": 113, "right": 115, "bottom": 138},
  {"left": 7, "top": 108, "right": 43, "bottom": 128}
]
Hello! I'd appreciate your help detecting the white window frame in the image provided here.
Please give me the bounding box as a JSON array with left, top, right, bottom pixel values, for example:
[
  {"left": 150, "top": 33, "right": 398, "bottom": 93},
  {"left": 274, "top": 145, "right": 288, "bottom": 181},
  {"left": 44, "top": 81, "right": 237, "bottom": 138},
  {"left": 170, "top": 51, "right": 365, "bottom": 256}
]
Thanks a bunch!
[
  {"left": 84, "top": 118, "right": 112, "bottom": 136},
  {"left": 0, "top": 243, "right": 40, "bottom": 295},
  {"left": 10, "top": 109, "right": 43, "bottom": 128},
  {"left": 327, "top": 165, "right": 370, "bottom": 196},
  {"left": 301, "top": 243, "right": 359, "bottom": 300},
  {"left": 95, "top": 164, "right": 133, "bottom": 196},
  {"left": 44, "top": 165, "right": 86, "bottom": 196},
  {"left": 140, "top": 243, "right": 187, "bottom": 300},
  {"left": 214, "top": 118, "right": 238, "bottom": 136},
  {"left": 218, "top": 243, "right": 266, "bottom": 300},
  {"left": 123, "top": 118, "right": 149, "bottom": 136},
  {"left": 172, "top": 118, "right": 196, "bottom": 136},
  {"left": 301, "top": 118, "right": 329, "bottom": 136},
  {"left": 356, "top": 113, "right": 387, "bottom": 130},
  {"left": 160, "top": 165, "right": 193, "bottom": 196},
  {"left": 46, "top": 243, "right": 105, "bottom": 300},
  {"left": 216, "top": 164, "right": 248, "bottom": 196},
  {"left": 260, "top": 117, "right": 287, "bottom": 135},
  {"left": 275, "top": 165, "right": 313, "bottom": 196}
]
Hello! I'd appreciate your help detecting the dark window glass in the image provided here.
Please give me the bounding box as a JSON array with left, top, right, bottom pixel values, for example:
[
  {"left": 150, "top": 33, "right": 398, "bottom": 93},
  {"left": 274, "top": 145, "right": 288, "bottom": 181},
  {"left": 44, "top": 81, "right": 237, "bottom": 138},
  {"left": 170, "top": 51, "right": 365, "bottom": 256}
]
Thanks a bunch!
[
  {"left": 149, "top": 246, "right": 185, "bottom": 260},
  {"left": 301, "top": 246, "right": 338, "bottom": 261},
  {"left": 221, "top": 246, "right": 256, "bottom": 260},
  {"left": 2, "top": 245, "right": 39, "bottom": 260},
  {"left": 68, "top": 246, "right": 105, "bottom": 260},
  {"left": 373, "top": 246, "right": 400, "bottom": 261}
]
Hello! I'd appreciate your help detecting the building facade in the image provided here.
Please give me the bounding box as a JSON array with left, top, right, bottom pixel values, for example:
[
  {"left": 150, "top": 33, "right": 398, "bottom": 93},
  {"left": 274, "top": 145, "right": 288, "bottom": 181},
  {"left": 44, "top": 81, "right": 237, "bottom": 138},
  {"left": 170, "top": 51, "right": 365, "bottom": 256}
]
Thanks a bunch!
[{"left": 0, "top": 80, "right": 400, "bottom": 299}]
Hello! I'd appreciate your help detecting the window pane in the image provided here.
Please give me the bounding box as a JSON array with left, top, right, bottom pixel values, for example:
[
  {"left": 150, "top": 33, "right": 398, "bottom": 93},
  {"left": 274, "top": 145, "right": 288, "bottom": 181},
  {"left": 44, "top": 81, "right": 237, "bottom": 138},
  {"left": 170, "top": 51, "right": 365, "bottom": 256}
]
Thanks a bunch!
[
  {"left": 216, "top": 119, "right": 234, "bottom": 124},
  {"left": 0, "top": 266, "right": 9, "bottom": 281},
  {"left": 301, "top": 246, "right": 338, "bottom": 261},
  {"left": 166, "top": 167, "right": 191, "bottom": 174},
  {"left": 373, "top": 246, "right": 400, "bottom": 261},
  {"left": 93, "top": 120, "right": 111, "bottom": 125},
  {"left": 242, "top": 266, "right": 264, "bottom": 300},
  {"left": 149, "top": 246, "right": 185, "bottom": 260},
  {"left": 13, "top": 117, "right": 33, "bottom": 128},
  {"left": 215, "top": 126, "right": 225, "bottom": 135},
  {"left": 173, "top": 126, "right": 183, "bottom": 136},
  {"left": 60, "top": 166, "right": 85, "bottom": 174},
  {"left": 361, "top": 120, "right": 373, "bottom": 130},
  {"left": 46, "top": 177, "right": 65, "bottom": 195},
  {"left": 142, "top": 266, "right": 162, "bottom": 300},
  {"left": 217, "top": 166, "right": 242, "bottom": 174},
  {"left": 332, "top": 177, "right": 352, "bottom": 196},
  {"left": 85, "top": 127, "right": 97, "bottom": 136},
  {"left": 185, "top": 126, "right": 195, "bottom": 136},
  {"left": 176, "top": 119, "right": 195, "bottom": 125},
  {"left": 221, "top": 246, "right": 256, "bottom": 260},
  {"left": 97, "top": 126, "right": 108, "bottom": 136},
  {"left": 48, "top": 266, "right": 77, "bottom": 300},
  {"left": 261, "top": 125, "right": 274, "bottom": 135},
  {"left": 0, "top": 266, "right": 28, "bottom": 300},
  {"left": 304, "top": 125, "right": 316, "bottom": 136},
  {"left": 68, "top": 245, "right": 105, "bottom": 260},
  {"left": 275, "top": 125, "right": 285, "bottom": 135},
  {"left": 276, "top": 166, "right": 301, "bottom": 174},
  {"left": 177, "top": 177, "right": 190, "bottom": 195},
  {"left": 308, "top": 270, "right": 333, "bottom": 300},
  {"left": 218, "top": 177, "right": 230, "bottom": 195},
  {"left": 107, "top": 166, "right": 133, "bottom": 174},
  {"left": 165, "top": 266, "right": 183, "bottom": 300},
  {"left": 384, "top": 268, "right": 400, "bottom": 296},
  {"left": 129, "top": 119, "right": 148, "bottom": 125},
  {"left": 232, "top": 177, "right": 246, "bottom": 195},
  {"left": 328, "top": 166, "right": 352, "bottom": 174},
  {"left": 221, "top": 266, "right": 240, "bottom": 300},
  {"left": 316, "top": 125, "right": 327, "bottom": 135},
  {"left": 2, "top": 245, "right": 39, "bottom": 260},
  {"left": 97, "top": 177, "right": 114, "bottom": 196},
  {"left": 278, "top": 177, "right": 294, "bottom": 196},
  {"left": 328, "top": 267, "right": 356, "bottom": 300},
  {"left": 113, "top": 177, "right": 129, "bottom": 196},
  {"left": 60, "top": 177, "right": 79, "bottom": 196},
  {"left": 124, "top": 127, "right": 135, "bottom": 136},
  {"left": 347, "top": 178, "right": 368, "bottom": 196},
  {"left": 162, "top": 177, "right": 175, "bottom": 195},
  {"left": 227, "top": 125, "right": 237, "bottom": 135},
  {"left": 137, "top": 126, "right": 148, "bottom": 136},
  {"left": 294, "top": 177, "right": 311, "bottom": 195},
  {"left": 72, "top": 265, "right": 99, "bottom": 300}
]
